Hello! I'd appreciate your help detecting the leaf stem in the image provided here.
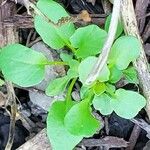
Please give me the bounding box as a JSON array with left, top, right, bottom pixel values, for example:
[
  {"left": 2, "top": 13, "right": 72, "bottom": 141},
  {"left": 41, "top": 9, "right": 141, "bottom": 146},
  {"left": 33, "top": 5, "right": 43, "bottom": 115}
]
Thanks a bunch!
[
  {"left": 29, "top": 2, "right": 76, "bottom": 53},
  {"left": 29, "top": 2, "right": 56, "bottom": 26},
  {"left": 65, "top": 78, "right": 77, "bottom": 111},
  {"left": 45, "top": 61, "right": 68, "bottom": 66},
  {"left": 85, "top": 89, "right": 95, "bottom": 103},
  {"left": 66, "top": 78, "right": 77, "bottom": 102},
  {"left": 65, "top": 42, "right": 76, "bottom": 53}
]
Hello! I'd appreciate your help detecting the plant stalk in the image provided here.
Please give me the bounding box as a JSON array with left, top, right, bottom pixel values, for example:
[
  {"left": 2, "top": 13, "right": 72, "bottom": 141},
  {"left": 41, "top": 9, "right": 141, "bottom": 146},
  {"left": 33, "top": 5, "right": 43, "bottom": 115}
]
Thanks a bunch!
[
  {"left": 45, "top": 61, "right": 68, "bottom": 66},
  {"left": 120, "top": 0, "right": 150, "bottom": 119},
  {"left": 66, "top": 78, "right": 77, "bottom": 111},
  {"left": 85, "top": 0, "right": 121, "bottom": 85}
]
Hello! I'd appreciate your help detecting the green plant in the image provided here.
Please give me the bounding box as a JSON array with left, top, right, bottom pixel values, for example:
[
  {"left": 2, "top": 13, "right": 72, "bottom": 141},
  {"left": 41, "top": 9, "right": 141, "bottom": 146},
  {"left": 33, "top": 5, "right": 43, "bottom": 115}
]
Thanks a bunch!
[
  {"left": 0, "top": 79, "right": 4, "bottom": 86},
  {"left": 0, "top": 0, "right": 146, "bottom": 149}
]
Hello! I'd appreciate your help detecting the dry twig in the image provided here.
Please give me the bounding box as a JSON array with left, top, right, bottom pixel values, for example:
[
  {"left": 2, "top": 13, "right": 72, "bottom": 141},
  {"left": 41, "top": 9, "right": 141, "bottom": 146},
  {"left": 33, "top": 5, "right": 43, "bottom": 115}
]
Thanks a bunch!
[
  {"left": 85, "top": 0, "right": 121, "bottom": 85},
  {"left": 131, "top": 118, "right": 150, "bottom": 138},
  {"left": 121, "top": 0, "right": 150, "bottom": 120},
  {"left": 126, "top": 124, "right": 141, "bottom": 150},
  {"left": 5, "top": 81, "right": 17, "bottom": 150},
  {"left": 80, "top": 136, "right": 128, "bottom": 149},
  {"left": 0, "top": 2, "right": 18, "bottom": 149}
]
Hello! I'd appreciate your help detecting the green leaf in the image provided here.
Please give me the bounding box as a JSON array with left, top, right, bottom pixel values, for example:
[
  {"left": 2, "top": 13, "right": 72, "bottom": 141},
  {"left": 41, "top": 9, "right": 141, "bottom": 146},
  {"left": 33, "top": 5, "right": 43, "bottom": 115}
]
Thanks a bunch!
[
  {"left": 70, "top": 25, "right": 107, "bottom": 58},
  {"left": 111, "top": 89, "right": 146, "bottom": 119},
  {"left": 93, "top": 93, "right": 113, "bottom": 115},
  {"left": 93, "top": 82, "right": 106, "bottom": 96},
  {"left": 0, "top": 79, "right": 4, "bottom": 86},
  {"left": 93, "top": 88, "right": 146, "bottom": 119},
  {"left": 123, "top": 67, "right": 139, "bottom": 84},
  {"left": 105, "top": 83, "right": 116, "bottom": 96},
  {"left": 60, "top": 53, "right": 79, "bottom": 78},
  {"left": 46, "top": 76, "right": 70, "bottom": 96},
  {"left": 34, "top": 0, "right": 75, "bottom": 49},
  {"left": 105, "top": 14, "right": 123, "bottom": 38},
  {"left": 47, "top": 101, "right": 83, "bottom": 150},
  {"left": 78, "top": 56, "right": 110, "bottom": 85},
  {"left": 60, "top": 53, "right": 73, "bottom": 62},
  {"left": 109, "top": 65, "right": 123, "bottom": 83},
  {"left": 97, "top": 64, "right": 110, "bottom": 82},
  {"left": 46, "top": 53, "right": 79, "bottom": 96},
  {"left": 0, "top": 44, "right": 47, "bottom": 87},
  {"left": 64, "top": 99, "right": 100, "bottom": 137},
  {"left": 108, "top": 36, "right": 141, "bottom": 70},
  {"left": 67, "top": 61, "right": 79, "bottom": 78},
  {"left": 80, "top": 86, "right": 90, "bottom": 99}
]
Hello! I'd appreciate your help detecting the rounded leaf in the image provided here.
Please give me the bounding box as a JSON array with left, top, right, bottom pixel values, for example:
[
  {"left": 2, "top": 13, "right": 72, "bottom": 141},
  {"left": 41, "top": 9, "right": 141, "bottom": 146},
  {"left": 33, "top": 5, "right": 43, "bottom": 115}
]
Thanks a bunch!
[
  {"left": 97, "top": 64, "right": 110, "bottom": 82},
  {"left": 34, "top": 0, "right": 75, "bottom": 49},
  {"left": 105, "top": 83, "right": 116, "bottom": 95},
  {"left": 93, "top": 82, "right": 106, "bottom": 96},
  {"left": 64, "top": 100, "right": 100, "bottom": 137},
  {"left": 109, "top": 65, "right": 123, "bottom": 83},
  {"left": 93, "top": 93, "right": 113, "bottom": 115},
  {"left": 70, "top": 25, "right": 107, "bottom": 58},
  {"left": 47, "top": 101, "right": 83, "bottom": 150},
  {"left": 60, "top": 53, "right": 79, "bottom": 78},
  {"left": 123, "top": 67, "right": 139, "bottom": 84},
  {"left": 78, "top": 56, "right": 110, "bottom": 84},
  {"left": 46, "top": 76, "right": 70, "bottom": 96},
  {"left": 0, "top": 44, "right": 47, "bottom": 87},
  {"left": 108, "top": 36, "right": 141, "bottom": 70},
  {"left": 111, "top": 89, "right": 146, "bottom": 119}
]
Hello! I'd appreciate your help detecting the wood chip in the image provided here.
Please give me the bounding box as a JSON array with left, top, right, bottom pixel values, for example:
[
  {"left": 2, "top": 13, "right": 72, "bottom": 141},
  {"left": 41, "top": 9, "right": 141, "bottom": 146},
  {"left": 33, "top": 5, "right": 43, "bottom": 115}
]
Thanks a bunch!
[
  {"left": 131, "top": 118, "right": 150, "bottom": 139},
  {"left": 125, "top": 124, "right": 141, "bottom": 150},
  {"left": 0, "top": 91, "right": 6, "bottom": 107},
  {"left": 78, "top": 10, "right": 91, "bottom": 22},
  {"left": 80, "top": 136, "right": 128, "bottom": 149},
  {"left": 17, "top": 129, "right": 52, "bottom": 150}
]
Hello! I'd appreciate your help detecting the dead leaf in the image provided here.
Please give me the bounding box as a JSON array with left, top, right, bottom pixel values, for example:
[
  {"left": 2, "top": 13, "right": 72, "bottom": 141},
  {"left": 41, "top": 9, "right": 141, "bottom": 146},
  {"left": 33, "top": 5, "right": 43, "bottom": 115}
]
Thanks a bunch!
[{"left": 78, "top": 10, "right": 91, "bottom": 22}]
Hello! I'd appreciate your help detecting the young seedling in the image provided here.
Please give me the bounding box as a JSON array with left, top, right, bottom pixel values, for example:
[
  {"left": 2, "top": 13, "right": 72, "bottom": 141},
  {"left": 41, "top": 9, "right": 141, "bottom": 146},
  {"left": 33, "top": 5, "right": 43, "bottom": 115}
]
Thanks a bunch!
[{"left": 0, "top": 0, "right": 146, "bottom": 149}]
